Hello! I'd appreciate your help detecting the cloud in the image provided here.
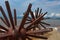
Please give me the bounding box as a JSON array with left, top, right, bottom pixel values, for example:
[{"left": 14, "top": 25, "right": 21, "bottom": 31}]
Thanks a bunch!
[
  {"left": 4, "top": 0, "right": 8, "bottom": 1},
  {"left": 45, "top": 1, "right": 60, "bottom": 6},
  {"left": 44, "top": 14, "right": 48, "bottom": 17},
  {"left": 22, "top": 0, "right": 36, "bottom": 7},
  {"left": 49, "top": 0, "right": 60, "bottom": 1},
  {"left": 0, "top": 0, "right": 60, "bottom": 17},
  {"left": 50, "top": 13, "right": 55, "bottom": 17},
  {"left": 45, "top": 13, "right": 55, "bottom": 17},
  {"left": 55, "top": 13, "right": 60, "bottom": 17},
  {"left": 45, "top": 13, "right": 60, "bottom": 17},
  {"left": 31, "top": 0, "right": 60, "bottom": 7}
]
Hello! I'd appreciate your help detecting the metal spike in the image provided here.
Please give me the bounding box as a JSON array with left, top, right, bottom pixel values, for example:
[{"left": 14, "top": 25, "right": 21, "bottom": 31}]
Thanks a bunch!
[
  {"left": 14, "top": 9, "right": 17, "bottom": 26},
  {"left": 0, "top": 6, "right": 10, "bottom": 27},
  {"left": 0, "top": 30, "right": 6, "bottom": 33},
  {"left": 27, "top": 28, "right": 52, "bottom": 34},
  {"left": 0, "top": 33, "right": 12, "bottom": 39},
  {"left": 35, "top": 10, "right": 37, "bottom": 18},
  {"left": 0, "top": 25, "right": 8, "bottom": 31},
  {"left": 40, "top": 23, "right": 46, "bottom": 29},
  {"left": 39, "top": 9, "right": 42, "bottom": 16},
  {"left": 36, "top": 8, "right": 39, "bottom": 18},
  {"left": 26, "top": 24, "right": 40, "bottom": 30},
  {"left": 30, "top": 11, "right": 35, "bottom": 19},
  {"left": 39, "top": 9, "right": 42, "bottom": 14},
  {"left": 28, "top": 17, "right": 32, "bottom": 20},
  {"left": 19, "top": 3, "right": 32, "bottom": 31},
  {"left": 26, "top": 18, "right": 31, "bottom": 21},
  {"left": 0, "top": 17, "right": 9, "bottom": 27},
  {"left": 5, "top": 1, "right": 15, "bottom": 29},
  {"left": 41, "top": 22, "right": 50, "bottom": 26},
  {"left": 0, "top": 2, "right": 52, "bottom": 40},
  {"left": 25, "top": 22, "right": 31, "bottom": 24},
  {"left": 27, "top": 34, "right": 48, "bottom": 39},
  {"left": 26, "top": 12, "right": 47, "bottom": 30}
]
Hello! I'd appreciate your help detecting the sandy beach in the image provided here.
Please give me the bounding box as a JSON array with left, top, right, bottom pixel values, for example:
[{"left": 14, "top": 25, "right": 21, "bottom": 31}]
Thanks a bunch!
[
  {"left": 32, "top": 27, "right": 60, "bottom": 40},
  {"left": 48, "top": 27, "right": 60, "bottom": 40}
]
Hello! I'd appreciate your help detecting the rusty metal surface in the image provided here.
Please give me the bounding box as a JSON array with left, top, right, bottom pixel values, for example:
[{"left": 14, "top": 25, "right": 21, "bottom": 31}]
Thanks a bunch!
[
  {"left": 0, "top": 6, "right": 10, "bottom": 27},
  {"left": 25, "top": 8, "right": 50, "bottom": 30},
  {"left": 0, "top": 1, "right": 53, "bottom": 40}
]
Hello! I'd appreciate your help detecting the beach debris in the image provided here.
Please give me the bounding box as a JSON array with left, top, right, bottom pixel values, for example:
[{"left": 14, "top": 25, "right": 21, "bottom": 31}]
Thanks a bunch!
[{"left": 0, "top": 1, "right": 53, "bottom": 40}]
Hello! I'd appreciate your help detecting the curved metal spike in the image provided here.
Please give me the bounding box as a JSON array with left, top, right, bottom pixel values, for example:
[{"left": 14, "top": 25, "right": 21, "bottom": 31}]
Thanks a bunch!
[{"left": 0, "top": 6, "right": 10, "bottom": 27}]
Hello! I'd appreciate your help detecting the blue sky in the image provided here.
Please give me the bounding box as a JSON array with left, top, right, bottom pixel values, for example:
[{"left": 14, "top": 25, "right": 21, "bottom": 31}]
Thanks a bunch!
[{"left": 0, "top": 0, "right": 60, "bottom": 18}]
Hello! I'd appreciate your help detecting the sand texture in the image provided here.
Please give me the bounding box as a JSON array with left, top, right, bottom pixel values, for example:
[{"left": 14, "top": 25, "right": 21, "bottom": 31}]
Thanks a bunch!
[{"left": 32, "top": 28, "right": 60, "bottom": 40}]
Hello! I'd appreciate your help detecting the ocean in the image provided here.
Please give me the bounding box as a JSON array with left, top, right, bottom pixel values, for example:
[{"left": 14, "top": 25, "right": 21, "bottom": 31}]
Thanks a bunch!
[
  {"left": 0, "top": 19, "right": 60, "bottom": 27},
  {"left": 0, "top": 19, "right": 60, "bottom": 32}
]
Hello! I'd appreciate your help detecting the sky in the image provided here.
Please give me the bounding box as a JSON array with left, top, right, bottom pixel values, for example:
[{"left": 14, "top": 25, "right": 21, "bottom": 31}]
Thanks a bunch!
[{"left": 0, "top": 0, "right": 60, "bottom": 18}]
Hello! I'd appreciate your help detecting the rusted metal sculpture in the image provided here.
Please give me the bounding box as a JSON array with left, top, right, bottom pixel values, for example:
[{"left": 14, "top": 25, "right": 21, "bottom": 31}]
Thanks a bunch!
[
  {"left": 25, "top": 8, "right": 50, "bottom": 30},
  {"left": 0, "top": 1, "right": 53, "bottom": 40}
]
